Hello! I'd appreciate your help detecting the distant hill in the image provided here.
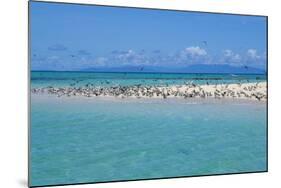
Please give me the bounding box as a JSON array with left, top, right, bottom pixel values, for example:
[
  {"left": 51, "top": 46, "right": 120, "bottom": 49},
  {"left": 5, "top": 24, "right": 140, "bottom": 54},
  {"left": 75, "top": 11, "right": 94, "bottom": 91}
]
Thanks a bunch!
[
  {"left": 182, "top": 64, "right": 265, "bottom": 74},
  {"left": 82, "top": 64, "right": 265, "bottom": 74}
]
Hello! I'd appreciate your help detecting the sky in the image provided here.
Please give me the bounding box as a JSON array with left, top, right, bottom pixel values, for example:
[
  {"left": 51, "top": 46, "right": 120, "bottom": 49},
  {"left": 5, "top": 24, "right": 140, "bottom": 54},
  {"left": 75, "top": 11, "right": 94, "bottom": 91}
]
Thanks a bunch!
[{"left": 30, "top": 1, "right": 267, "bottom": 72}]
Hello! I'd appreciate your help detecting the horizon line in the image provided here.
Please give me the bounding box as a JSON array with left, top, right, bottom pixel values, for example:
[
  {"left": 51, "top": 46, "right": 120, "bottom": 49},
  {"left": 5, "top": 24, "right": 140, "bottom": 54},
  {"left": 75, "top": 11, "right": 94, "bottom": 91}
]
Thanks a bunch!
[{"left": 30, "top": 70, "right": 267, "bottom": 75}]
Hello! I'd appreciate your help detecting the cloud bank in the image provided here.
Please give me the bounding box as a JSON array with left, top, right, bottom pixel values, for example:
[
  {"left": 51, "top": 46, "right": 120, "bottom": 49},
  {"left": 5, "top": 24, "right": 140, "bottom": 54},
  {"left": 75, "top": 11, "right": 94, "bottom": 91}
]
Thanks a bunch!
[{"left": 31, "top": 46, "right": 266, "bottom": 71}]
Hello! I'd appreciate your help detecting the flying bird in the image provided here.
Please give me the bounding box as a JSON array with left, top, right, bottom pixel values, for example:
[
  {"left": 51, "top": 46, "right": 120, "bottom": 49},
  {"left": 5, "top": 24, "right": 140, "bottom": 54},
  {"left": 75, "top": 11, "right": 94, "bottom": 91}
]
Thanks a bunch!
[{"left": 202, "top": 41, "right": 208, "bottom": 46}]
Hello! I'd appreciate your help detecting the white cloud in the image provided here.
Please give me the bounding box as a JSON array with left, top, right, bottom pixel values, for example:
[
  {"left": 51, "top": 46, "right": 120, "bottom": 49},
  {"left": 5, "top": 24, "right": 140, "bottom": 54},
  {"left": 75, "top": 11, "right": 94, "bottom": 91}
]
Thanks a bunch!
[
  {"left": 247, "top": 49, "right": 260, "bottom": 59},
  {"left": 113, "top": 49, "right": 150, "bottom": 65},
  {"left": 84, "top": 48, "right": 265, "bottom": 70},
  {"left": 219, "top": 49, "right": 266, "bottom": 69},
  {"left": 94, "top": 57, "right": 107, "bottom": 66},
  {"left": 183, "top": 46, "right": 207, "bottom": 57},
  {"left": 116, "top": 49, "right": 136, "bottom": 60},
  {"left": 244, "top": 49, "right": 266, "bottom": 69},
  {"left": 222, "top": 50, "right": 241, "bottom": 63},
  {"left": 177, "top": 46, "right": 208, "bottom": 64}
]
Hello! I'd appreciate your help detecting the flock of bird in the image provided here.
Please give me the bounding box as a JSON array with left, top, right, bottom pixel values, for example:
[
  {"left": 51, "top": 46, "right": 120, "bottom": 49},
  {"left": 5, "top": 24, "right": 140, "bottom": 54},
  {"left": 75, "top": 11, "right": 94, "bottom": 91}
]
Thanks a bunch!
[{"left": 31, "top": 81, "right": 267, "bottom": 101}]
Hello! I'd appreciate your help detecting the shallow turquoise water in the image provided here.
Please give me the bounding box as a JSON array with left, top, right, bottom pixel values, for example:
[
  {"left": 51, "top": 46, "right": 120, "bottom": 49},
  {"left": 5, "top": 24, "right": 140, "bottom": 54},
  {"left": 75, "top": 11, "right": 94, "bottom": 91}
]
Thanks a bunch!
[
  {"left": 31, "top": 71, "right": 266, "bottom": 88},
  {"left": 30, "top": 96, "right": 267, "bottom": 187}
]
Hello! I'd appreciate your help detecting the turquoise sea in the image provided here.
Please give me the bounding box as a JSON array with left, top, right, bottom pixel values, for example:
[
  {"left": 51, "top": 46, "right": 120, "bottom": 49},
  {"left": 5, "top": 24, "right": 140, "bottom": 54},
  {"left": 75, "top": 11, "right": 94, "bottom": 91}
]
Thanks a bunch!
[
  {"left": 30, "top": 71, "right": 267, "bottom": 187},
  {"left": 31, "top": 71, "right": 266, "bottom": 88}
]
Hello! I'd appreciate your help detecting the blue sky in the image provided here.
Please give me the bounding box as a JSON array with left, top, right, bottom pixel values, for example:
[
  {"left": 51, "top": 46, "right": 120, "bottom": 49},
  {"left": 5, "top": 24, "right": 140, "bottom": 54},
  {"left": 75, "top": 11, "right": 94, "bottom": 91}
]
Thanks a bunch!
[{"left": 30, "top": 1, "right": 267, "bottom": 71}]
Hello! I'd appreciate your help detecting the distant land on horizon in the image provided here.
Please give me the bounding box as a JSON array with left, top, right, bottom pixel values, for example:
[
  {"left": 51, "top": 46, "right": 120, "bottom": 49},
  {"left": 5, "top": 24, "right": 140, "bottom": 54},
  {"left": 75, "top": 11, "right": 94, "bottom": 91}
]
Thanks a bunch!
[
  {"left": 80, "top": 64, "right": 266, "bottom": 74},
  {"left": 31, "top": 64, "right": 266, "bottom": 74}
]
